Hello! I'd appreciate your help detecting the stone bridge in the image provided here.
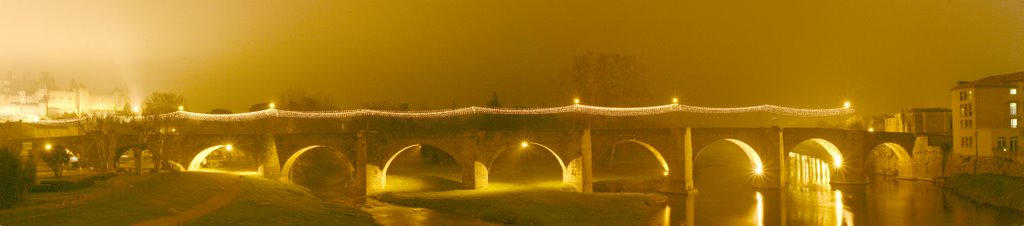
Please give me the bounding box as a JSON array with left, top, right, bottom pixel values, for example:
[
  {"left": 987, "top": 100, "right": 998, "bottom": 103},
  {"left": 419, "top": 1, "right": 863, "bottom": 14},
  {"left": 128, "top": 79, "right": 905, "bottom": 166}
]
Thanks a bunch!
[{"left": 12, "top": 126, "right": 931, "bottom": 195}]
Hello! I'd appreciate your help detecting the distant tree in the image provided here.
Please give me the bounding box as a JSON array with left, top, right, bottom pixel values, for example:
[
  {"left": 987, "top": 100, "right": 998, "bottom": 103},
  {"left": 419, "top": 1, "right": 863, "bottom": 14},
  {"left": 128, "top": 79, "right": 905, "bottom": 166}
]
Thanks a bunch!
[
  {"left": 278, "top": 88, "right": 338, "bottom": 111},
  {"left": 249, "top": 102, "right": 271, "bottom": 112},
  {"left": 482, "top": 92, "right": 513, "bottom": 130},
  {"left": 487, "top": 92, "right": 502, "bottom": 108},
  {"left": 43, "top": 145, "right": 71, "bottom": 177},
  {"left": 142, "top": 93, "right": 186, "bottom": 115},
  {"left": 845, "top": 115, "right": 867, "bottom": 130},
  {"left": 208, "top": 109, "right": 233, "bottom": 114},
  {"left": 0, "top": 148, "right": 21, "bottom": 208},
  {"left": 565, "top": 52, "right": 651, "bottom": 107}
]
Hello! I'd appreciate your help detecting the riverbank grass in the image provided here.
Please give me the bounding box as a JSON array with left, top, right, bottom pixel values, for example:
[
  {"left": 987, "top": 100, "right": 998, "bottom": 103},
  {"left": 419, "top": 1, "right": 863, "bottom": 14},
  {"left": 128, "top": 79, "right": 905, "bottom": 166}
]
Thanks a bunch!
[
  {"left": 185, "top": 174, "right": 377, "bottom": 226},
  {"left": 1, "top": 173, "right": 220, "bottom": 225},
  {"left": 947, "top": 173, "right": 1024, "bottom": 212},
  {"left": 377, "top": 183, "right": 663, "bottom": 225}
]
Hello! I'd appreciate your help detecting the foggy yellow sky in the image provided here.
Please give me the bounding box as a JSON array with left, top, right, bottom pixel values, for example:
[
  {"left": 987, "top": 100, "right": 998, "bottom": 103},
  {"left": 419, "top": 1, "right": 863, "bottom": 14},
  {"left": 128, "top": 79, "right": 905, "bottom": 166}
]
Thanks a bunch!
[{"left": 1, "top": 0, "right": 1023, "bottom": 115}]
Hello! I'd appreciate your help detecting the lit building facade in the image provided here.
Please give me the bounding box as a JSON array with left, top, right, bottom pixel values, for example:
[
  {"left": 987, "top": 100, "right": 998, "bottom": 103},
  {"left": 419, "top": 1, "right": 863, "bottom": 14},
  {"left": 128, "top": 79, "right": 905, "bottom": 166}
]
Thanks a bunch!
[
  {"left": 883, "top": 108, "right": 952, "bottom": 135},
  {"left": 0, "top": 73, "right": 128, "bottom": 122},
  {"left": 951, "top": 72, "right": 1024, "bottom": 158}
]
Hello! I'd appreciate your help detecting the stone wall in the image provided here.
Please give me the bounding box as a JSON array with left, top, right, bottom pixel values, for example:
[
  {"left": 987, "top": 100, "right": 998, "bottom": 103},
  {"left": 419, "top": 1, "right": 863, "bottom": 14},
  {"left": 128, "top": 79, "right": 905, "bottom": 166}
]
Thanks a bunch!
[{"left": 911, "top": 139, "right": 947, "bottom": 179}]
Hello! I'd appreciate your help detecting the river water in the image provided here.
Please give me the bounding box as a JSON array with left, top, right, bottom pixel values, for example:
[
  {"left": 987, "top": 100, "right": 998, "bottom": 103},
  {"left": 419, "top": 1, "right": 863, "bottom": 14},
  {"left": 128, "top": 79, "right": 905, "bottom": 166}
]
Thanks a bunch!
[
  {"left": 297, "top": 144, "right": 1024, "bottom": 226},
  {"left": 309, "top": 183, "right": 497, "bottom": 226},
  {"left": 311, "top": 174, "right": 1024, "bottom": 226},
  {"left": 652, "top": 175, "right": 1024, "bottom": 226}
]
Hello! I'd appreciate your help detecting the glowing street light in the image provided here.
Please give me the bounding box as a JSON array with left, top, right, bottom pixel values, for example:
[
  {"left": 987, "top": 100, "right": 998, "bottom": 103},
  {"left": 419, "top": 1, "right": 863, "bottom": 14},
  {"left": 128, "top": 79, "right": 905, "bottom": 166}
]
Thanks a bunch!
[
  {"left": 269, "top": 102, "right": 276, "bottom": 109},
  {"left": 225, "top": 144, "right": 234, "bottom": 151},
  {"left": 672, "top": 98, "right": 679, "bottom": 105},
  {"left": 520, "top": 141, "right": 529, "bottom": 148},
  {"left": 663, "top": 171, "right": 669, "bottom": 176},
  {"left": 131, "top": 106, "right": 142, "bottom": 115},
  {"left": 178, "top": 105, "right": 184, "bottom": 111},
  {"left": 868, "top": 127, "right": 875, "bottom": 132},
  {"left": 754, "top": 167, "right": 764, "bottom": 175},
  {"left": 843, "top": 101, "right": 851, "bottom": 109},
  {"left": 573, "top": 98, "right": 581, "bottom": 105},
  {"left": 44, "top": 144, "right": 52, "bottom": 151}
]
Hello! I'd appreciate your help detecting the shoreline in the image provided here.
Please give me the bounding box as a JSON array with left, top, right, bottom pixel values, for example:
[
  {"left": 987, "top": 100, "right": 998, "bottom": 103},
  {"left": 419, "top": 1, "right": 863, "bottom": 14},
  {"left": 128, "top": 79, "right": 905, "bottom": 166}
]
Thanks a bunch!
[{"left": 944, "top": 174, "right": 1024, "bottom": 213}]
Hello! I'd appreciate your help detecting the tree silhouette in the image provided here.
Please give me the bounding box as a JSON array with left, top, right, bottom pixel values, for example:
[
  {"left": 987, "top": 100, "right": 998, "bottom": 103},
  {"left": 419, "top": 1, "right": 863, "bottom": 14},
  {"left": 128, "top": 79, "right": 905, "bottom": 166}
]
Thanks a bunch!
[
  {"left": 208, "top": 109, "right": 233, "bottom": 114},
  {"left": 43, "top": 145, "right": 71, "bottom": 177},
  {"left": 142, "top": 93, "right": 186, "bottom": 115},
  {"left": 278, "top": 88, "right": 337, "bottom": 111},
  {"left": 565, "top": 52, "right": 651, "bottom": 107}
]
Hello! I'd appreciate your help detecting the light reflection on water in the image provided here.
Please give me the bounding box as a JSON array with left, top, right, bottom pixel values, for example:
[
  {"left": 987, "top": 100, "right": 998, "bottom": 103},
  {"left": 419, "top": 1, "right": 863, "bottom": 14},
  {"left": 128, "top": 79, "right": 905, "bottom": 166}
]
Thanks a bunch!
[
  {"left": 311, "top": 187, "right": 498, "bottom": 226},
  {"left": 654, "top": 175, "right": 1024, "bottom": 226}
]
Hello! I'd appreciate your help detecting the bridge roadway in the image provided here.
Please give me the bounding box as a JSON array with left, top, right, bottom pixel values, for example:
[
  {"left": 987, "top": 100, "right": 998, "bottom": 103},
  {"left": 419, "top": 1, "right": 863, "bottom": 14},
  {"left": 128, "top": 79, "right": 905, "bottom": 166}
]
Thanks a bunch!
[{"left": 9, "top": 126, "right": 936, "bottom": 195}]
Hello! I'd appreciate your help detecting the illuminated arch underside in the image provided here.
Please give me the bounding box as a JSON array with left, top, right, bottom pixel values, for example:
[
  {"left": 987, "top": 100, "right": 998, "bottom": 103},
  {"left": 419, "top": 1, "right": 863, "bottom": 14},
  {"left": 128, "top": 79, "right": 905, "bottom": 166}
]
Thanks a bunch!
[
  {"left": 612, "top": 139, "right": 670, "bottom": 172},
  {"left": 381, "top": 145, "right": 423, "bottom": 188},
  {"left": 696, "top": 139, "right": 765, "bottom": 174},
  {"left": 188, "top": 145, "right": 226, "bottom": 171},
  {"left": 805, "top": 138, "right": 844, "bottom": 168},
  {"left": 280, "top": 145, "right": 328, "bottom": 182}
]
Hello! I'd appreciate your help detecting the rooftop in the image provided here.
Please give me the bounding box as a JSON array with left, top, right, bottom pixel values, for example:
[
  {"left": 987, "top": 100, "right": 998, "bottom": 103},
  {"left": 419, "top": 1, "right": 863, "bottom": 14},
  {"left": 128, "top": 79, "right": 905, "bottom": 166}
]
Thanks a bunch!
[
  {"left": 952, "top": 71, "right": 1024, "bottom": 90},
  {"left": 907, "top": 108, "right": 952, "bottom": 113}
]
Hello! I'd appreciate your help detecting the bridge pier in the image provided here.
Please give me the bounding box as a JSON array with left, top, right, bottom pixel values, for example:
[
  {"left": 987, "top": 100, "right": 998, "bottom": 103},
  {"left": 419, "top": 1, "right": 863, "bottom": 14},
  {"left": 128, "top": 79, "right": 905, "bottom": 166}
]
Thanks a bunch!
[
  {"left": 460, "top": 131, "right": 488, "bottom": 190},
  {"left": 662, "top": 128, "right": 697, "bottom": 195},
  {"left": 753, "top": 128, "right": 783, "bottom": 189},
  {"left": 258, "top": 134, "right": 282, "bottom": 180},
  {"left": 562, "top": 129, "right": 593, "bottom": 192},
  {"left": 464, "top": 160, "right": 488, "bottom": 190},
  {"left": 355, "top": 131, "right": 381, "bottom": 195}
]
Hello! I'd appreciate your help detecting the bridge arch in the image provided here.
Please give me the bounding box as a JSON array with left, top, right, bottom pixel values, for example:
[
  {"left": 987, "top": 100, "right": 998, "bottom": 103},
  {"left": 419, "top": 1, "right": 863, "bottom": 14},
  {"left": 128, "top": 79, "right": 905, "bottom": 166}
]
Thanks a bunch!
[
  {"left": 188, "top": 145, "right": 226, "bottom": 171},
  {"left": 786, "top": 138, "right": 844, "bottom": 187},
  {"left": 380, "top": 144, "right": 463, "bottom": 189},
  {"left": 281, "top": 145, "right": 353, "bottom": 183},
  {"left": 789, "top": 138, "right": 844, "bottom": 168},
  {"left": 114, "top": 144, "right": 142, "bottom": 164},
  {"left": 867, "top": 142, "right": 913, "bottom": 179},
  {"left": 113, "top": 144, "right": 156, "bottom": 173},
  {"left": 609, "top": 139, "right": 669, "bottom": 173},
  {"left": 695, "top": 139, "right": 764, "bottom": 175},
  {"left": 487, "top": 141, "right": 569, "bottom": 172}
]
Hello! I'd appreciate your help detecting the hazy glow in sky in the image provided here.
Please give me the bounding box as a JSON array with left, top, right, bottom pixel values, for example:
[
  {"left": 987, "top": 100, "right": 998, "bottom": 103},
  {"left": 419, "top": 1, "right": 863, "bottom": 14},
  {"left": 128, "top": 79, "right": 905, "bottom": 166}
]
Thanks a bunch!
[{"left": 1, "top": 0, "right": 1022, "bottom": 114}]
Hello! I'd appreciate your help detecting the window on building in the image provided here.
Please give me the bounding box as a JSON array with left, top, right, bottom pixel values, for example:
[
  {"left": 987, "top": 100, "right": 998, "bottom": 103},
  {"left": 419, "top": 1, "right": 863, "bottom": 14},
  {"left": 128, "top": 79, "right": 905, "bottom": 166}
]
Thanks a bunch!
[
  {"left": 999, "top": 137, "right": 1008, "bottom": 151},
  {"left": 1013, "top": 119, "right": 1019, "bottom": 129},
  {"left": 1013, "top": 88, "right": 1019, "bottom": 95},
  {"left": 1013, "top": 102, "right": 1020, "bottom": 116},
  {"left": 1013, "top": 137, "right": 1021, "bottom": 152},
  {"left": 969, "top": 90, "right": 974, "bottom": 100}
]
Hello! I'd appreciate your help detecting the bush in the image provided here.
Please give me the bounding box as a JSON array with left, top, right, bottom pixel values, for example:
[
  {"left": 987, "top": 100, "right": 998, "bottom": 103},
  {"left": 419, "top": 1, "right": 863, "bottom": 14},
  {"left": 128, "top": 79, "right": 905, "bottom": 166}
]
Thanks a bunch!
[
  {"left": 0, "top": 148, "right": 21, "bottom": 208},
  {"left": 43, "top": 180, "right": 76, "bottom": 191},
  {"left": 947, "top": 173, "right": 1024, "bottom": 212}
]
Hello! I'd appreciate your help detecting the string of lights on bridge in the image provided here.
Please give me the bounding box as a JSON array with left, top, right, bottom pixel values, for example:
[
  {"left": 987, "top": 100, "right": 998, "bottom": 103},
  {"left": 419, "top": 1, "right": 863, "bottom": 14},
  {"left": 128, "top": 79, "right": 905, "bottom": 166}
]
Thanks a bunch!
[{"left": 25, "top": 99, "right": 855, "bottom": 126}]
